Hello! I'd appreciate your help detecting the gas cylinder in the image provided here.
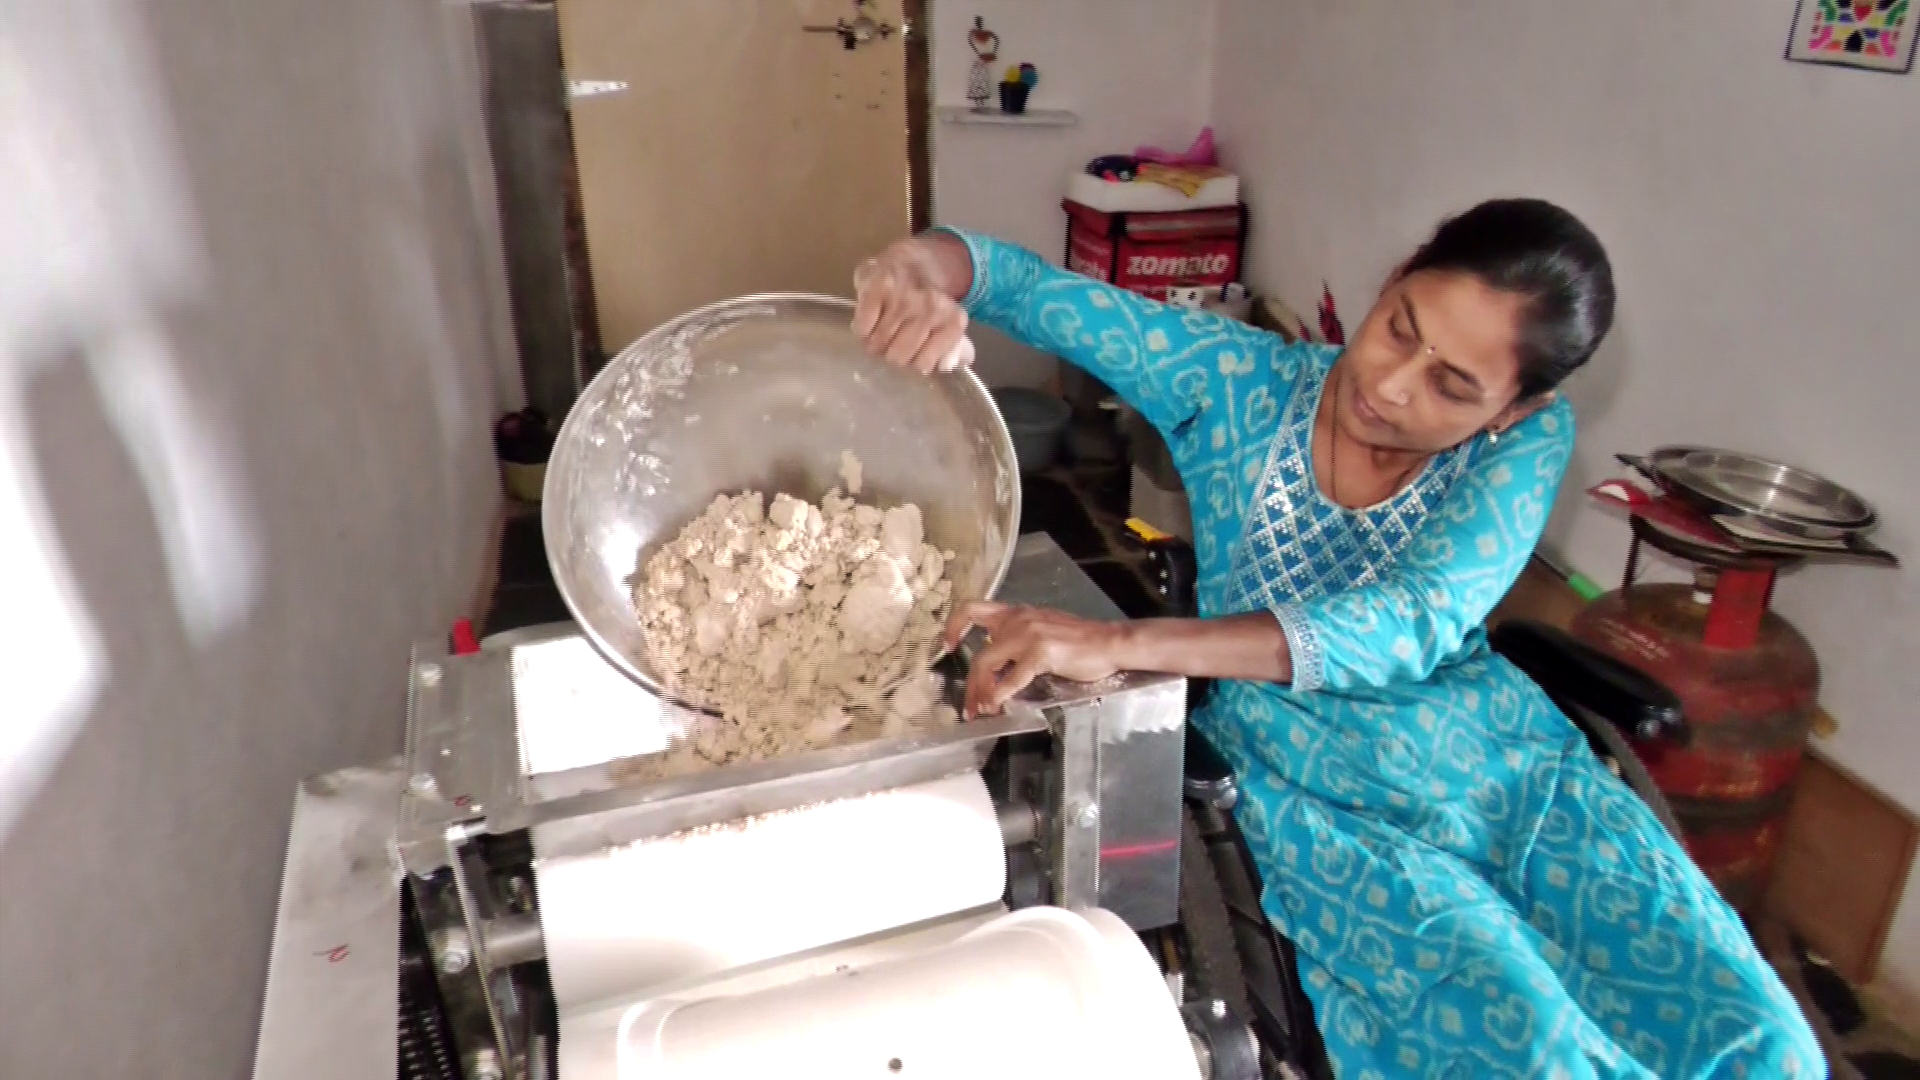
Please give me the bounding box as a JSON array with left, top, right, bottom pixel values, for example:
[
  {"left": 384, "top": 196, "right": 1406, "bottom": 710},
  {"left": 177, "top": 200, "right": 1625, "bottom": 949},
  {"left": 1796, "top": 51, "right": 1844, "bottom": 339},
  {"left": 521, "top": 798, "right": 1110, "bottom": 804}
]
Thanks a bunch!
[{"left": 1570, "top": 520, "right": 1819, "bottom": 911}]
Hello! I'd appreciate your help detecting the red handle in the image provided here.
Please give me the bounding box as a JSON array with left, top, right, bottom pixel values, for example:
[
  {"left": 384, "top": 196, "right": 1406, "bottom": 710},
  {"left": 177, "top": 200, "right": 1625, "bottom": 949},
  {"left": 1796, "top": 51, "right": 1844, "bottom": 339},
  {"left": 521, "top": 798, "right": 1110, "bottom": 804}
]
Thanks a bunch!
[{"left": 450, "top": 619, "right": 480, "bottom": 656}]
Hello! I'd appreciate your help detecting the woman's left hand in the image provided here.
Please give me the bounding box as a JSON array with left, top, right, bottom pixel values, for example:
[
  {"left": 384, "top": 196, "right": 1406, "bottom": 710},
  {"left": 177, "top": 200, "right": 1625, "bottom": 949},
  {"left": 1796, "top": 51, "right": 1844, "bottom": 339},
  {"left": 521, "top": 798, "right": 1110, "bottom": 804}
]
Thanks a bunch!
[{"left": 943, "top": 601, "right": 1133, "bottom": 718}]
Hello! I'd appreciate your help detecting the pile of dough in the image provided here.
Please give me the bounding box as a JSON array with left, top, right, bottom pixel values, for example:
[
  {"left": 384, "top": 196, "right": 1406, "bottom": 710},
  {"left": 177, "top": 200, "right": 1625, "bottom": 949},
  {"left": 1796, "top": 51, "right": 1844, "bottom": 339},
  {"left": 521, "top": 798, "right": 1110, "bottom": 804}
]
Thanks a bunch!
[{"left": 629, "top": 461, "right": 959, "bottom": 778}]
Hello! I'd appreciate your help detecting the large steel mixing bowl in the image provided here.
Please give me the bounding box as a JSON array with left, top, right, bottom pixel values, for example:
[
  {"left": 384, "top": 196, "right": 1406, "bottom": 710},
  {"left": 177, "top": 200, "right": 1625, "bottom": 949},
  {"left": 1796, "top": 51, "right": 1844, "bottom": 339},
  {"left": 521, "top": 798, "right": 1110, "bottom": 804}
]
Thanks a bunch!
[{"left": 543, "top": 294, "right": 1021, "bottom": 698}]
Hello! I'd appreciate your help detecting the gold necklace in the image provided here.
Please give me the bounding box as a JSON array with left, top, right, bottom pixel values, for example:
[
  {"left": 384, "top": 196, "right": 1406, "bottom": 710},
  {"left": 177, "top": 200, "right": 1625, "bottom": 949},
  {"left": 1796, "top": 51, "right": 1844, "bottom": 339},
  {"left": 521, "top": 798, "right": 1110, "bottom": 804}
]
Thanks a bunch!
[{"left": 1327, "top": 397, "right": 1344, "bottom": 504}]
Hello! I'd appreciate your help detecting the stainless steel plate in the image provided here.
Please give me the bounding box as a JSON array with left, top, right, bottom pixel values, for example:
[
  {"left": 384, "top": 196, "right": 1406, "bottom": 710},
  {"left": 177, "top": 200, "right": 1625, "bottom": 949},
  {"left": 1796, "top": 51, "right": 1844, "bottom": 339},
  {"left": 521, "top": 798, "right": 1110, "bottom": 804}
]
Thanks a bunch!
[
  {"left": 1641, "top": 445, "right": 1876, "bottom": 532},
  {"left": 542, "top": 294, "right": 1021, "bottom": 699}
]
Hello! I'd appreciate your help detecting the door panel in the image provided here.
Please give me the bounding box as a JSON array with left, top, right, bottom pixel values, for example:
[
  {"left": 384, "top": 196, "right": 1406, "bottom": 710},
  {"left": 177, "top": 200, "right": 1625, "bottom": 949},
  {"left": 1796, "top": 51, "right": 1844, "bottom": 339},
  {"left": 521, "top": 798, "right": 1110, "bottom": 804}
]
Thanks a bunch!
[{"left": 556, "top": 0, "right": 911, "bottom": 355}]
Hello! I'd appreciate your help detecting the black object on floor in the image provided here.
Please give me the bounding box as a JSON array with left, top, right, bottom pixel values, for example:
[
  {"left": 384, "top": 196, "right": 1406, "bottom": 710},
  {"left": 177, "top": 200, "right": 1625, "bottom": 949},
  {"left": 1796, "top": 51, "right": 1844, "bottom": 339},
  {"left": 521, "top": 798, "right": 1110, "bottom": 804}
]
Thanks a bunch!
[
  {"left": 1020, "top": 474, "right": 1107, "bottom": 560},
  {"left": 485, "top": 584, "right": 570, "bottom": 638},
  {"left": 1081, "top": 462, "right": 1132, "bottom": 521},
  {"left": 1855, "top": 1052, "right": 1920, "bottom": 1080},
  {"left": 1801, "top": 953, "right": 1869, "bottom": 1037},
  {"left": 499, "top": 515, "right": 553, "bottom": 588},
  {"left": 1078, "top": 559, "right": 1165, "bottom": 620},
  {"left": 486, "top": 514, "right": 569, "bottom": 637},
  {"left": 1791, "top": 933, "right": 1870, "bottom": 1038},
  {"left": 1138, "top": 533, "right": 1198, "bottom": 616}
]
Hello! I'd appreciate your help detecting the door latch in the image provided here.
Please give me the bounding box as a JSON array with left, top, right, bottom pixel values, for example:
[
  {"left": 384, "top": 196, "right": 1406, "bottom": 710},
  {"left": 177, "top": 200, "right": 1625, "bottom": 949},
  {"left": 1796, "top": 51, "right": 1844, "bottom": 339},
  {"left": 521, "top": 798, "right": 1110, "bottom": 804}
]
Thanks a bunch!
[
  {"left": 567, "top": 79, "right": 628, "bottom": 101},
  {"left": 803, "top": 0, "right": 895, "bottom": 50}
]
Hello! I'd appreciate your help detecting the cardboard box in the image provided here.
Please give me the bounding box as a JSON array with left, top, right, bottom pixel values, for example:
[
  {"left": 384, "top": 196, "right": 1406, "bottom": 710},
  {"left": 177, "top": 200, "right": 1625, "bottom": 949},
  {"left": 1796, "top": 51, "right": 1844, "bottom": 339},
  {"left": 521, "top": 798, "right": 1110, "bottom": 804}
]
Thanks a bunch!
[{"left": 1064, "top": 200, "right": 1247, "bottom": 303}]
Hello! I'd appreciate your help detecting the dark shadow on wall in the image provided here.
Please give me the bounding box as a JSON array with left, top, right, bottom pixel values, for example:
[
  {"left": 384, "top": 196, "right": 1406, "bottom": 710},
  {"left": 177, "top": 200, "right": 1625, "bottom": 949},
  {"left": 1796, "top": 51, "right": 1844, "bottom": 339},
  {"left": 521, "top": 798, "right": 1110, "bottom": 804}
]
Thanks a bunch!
[
  {"left": 0, "top": 2, "right": 501, "bottom": 1076},
  {"left": 2, "top": 342, "right": 274, "bottom": 1078}
]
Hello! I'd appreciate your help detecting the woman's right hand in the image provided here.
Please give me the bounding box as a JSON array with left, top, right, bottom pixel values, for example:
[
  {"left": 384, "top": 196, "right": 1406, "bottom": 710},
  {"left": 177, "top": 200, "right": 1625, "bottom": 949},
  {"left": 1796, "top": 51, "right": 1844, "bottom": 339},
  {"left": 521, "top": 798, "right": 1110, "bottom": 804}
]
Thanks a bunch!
[{"left": 852, "top": 234, "right": 976, "bottom": 374}]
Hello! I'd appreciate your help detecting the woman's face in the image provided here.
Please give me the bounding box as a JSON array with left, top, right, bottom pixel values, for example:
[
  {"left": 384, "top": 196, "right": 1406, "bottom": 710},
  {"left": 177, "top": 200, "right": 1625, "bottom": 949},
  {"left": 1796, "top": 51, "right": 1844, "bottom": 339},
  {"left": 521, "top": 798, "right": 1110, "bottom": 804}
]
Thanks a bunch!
[{"left": 1333, "top": 269, "right": 1537, "bottom": 454}]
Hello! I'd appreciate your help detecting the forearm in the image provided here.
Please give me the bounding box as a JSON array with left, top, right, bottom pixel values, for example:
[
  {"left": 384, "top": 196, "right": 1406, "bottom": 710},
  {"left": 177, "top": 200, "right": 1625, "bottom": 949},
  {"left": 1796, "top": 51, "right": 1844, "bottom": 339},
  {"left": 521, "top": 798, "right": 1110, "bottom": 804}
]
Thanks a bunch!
[
  {"left": 1114, "top": 613, "right": 1294, "bottom": 686},
  {"left": 930, "top": 228, "right": 1266, "bottom": 439}
]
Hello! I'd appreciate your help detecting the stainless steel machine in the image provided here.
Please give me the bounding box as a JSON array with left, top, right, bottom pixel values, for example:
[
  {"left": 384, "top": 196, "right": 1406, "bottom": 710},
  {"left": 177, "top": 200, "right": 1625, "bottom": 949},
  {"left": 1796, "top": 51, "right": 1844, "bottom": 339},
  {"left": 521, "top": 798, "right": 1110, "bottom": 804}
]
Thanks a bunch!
[
  {"left": 252, "top": 532, "right": 1252, "bottom": 1080},
  {"left": 251, "top": 292, "right": 1263, "bottom": 1079}
]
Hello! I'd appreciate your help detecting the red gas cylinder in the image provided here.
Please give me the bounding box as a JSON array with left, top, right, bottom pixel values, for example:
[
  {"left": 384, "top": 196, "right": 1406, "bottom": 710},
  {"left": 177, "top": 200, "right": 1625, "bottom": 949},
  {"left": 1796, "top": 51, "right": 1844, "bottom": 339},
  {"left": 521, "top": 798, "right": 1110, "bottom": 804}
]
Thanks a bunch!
[{"left": 1570, "top": 517, "right": 1818, "bottom": 910}]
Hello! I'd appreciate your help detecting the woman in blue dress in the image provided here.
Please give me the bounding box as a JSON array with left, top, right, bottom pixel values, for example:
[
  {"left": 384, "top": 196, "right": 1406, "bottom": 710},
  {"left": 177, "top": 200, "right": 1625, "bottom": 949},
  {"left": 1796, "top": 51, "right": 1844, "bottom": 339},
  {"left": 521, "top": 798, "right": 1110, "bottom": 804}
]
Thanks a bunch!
[{"left": 851, "top": 199, "right": 1821, "bottom": 1079}]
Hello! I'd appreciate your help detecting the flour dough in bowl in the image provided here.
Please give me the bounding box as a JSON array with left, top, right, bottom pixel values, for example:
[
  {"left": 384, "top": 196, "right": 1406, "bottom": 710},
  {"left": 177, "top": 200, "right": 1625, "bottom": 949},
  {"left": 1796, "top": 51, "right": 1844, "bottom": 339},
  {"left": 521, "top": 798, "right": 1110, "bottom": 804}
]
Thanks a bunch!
[
  {"left": 630, "top": 455, "right": 962, "bottom": 778},
  {"left": 542, "top": 293, "right": 1019, "bottom": 707}
]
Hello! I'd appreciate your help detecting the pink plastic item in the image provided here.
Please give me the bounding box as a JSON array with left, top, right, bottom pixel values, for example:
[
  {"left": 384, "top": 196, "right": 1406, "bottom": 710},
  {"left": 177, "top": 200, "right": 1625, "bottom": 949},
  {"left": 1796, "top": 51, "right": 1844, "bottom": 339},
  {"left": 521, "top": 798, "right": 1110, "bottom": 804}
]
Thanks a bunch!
[{"left": 1133, "top": 127, "right": 1217, "bottom": 167}]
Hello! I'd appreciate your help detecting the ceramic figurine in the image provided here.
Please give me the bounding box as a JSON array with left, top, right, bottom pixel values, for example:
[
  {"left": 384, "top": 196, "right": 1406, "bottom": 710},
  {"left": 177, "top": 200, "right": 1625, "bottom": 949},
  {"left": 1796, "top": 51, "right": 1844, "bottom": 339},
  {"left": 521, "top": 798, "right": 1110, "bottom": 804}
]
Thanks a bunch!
[{"left": 967, "top": 17, "right": 999, "bottom": 111}]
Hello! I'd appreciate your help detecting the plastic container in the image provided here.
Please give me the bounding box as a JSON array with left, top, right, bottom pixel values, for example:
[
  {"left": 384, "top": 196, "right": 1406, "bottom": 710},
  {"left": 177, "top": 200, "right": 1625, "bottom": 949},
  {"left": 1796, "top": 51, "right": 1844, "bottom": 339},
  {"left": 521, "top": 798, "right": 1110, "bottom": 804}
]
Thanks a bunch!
[
  {"left": 503, "top": 460, "right": 547, "bottom": 504},
  {"left": 992, "top": 387, "right": 1072, "bottom": 473},
  {"left": 496, "top": 408, "right": 555, "bottom": 504}
]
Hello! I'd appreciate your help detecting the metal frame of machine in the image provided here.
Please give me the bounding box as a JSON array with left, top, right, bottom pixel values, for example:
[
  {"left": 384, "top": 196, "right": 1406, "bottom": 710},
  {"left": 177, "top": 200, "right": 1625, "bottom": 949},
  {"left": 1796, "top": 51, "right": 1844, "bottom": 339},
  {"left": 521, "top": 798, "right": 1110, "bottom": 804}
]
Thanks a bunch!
[{"left": 255, "top": 535, "right": 1219, "bottom": 1080}]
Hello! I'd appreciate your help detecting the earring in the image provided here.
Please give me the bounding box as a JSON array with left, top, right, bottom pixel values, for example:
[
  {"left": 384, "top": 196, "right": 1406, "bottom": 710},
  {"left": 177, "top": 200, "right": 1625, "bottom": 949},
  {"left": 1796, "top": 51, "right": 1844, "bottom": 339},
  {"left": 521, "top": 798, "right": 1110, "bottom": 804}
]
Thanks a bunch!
[{"left": 1486, "top": 427, "right": 1502, "bottom": 445}]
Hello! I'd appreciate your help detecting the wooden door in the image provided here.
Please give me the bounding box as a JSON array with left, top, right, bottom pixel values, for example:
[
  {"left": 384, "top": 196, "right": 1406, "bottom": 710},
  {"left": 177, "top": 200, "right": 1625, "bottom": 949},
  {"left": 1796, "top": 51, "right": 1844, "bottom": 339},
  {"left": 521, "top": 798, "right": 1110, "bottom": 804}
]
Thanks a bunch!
[{"left": 556, "top": 0, "right": 913, "bottom": 356}]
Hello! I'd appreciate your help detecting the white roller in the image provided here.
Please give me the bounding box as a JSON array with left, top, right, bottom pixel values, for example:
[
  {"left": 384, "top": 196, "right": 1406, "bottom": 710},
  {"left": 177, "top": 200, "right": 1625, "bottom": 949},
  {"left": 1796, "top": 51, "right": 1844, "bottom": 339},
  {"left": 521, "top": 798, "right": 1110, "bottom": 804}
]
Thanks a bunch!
[
  {"left": 534, "top": 769, "right": 1006, "bottom": 1011},
  {"left": 610, "top": 906, "right": 1200, "bottom": 1080}
]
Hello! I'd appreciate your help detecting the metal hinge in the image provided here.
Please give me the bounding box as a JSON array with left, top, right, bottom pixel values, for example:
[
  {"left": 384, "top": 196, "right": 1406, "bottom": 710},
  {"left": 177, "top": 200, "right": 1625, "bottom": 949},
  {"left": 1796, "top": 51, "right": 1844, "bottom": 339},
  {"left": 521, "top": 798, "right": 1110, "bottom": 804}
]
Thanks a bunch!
[{"left": 567, "top": 79, "right": 628, "bottom": 100}]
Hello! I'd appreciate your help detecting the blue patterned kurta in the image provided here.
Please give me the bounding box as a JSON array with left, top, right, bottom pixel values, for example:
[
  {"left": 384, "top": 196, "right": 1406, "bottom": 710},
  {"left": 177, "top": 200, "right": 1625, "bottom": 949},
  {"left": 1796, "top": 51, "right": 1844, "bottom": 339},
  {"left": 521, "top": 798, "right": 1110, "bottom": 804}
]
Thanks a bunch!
[{"left": 944, "top": 229, "right": 1822, "bottom": 1080}]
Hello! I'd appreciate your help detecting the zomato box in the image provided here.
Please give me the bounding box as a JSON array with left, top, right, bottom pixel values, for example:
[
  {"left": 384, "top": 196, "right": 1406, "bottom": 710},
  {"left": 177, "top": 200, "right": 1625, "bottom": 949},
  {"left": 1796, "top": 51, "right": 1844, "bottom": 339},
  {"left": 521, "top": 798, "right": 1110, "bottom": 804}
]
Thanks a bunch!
[{"left": 1063, "top": 200, "right": 1248, "bottom": 303}]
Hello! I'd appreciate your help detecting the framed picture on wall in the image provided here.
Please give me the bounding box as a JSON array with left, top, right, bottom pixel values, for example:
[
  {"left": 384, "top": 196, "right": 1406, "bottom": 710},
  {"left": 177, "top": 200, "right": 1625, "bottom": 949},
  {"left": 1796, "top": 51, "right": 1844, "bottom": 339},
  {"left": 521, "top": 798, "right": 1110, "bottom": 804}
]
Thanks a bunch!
[{"left": 1787, "top": 0, "right": 1918, "bottom": 73}]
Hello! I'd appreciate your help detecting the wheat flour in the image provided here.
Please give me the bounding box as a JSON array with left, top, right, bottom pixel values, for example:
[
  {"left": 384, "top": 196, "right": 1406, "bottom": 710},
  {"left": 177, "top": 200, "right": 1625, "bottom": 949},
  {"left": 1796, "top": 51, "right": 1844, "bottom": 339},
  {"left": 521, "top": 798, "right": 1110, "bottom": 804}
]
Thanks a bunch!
[{"left": 629, "top": 456, "right": 959, "bottom": 779}]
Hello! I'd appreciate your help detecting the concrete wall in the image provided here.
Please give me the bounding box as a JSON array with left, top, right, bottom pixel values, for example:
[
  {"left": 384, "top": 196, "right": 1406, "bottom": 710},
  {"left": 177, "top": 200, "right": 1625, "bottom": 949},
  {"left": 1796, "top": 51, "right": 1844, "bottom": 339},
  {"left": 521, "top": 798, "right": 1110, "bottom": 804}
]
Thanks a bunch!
[
  {"left": 0, "top": 1, "right": 508, "bottom": 1074},
  {"left": 1208, "top": 0, "right": 1920, "bottom": 994},
  {"left": 930, "top": 0, "right": 1218, "bottom": 387}
]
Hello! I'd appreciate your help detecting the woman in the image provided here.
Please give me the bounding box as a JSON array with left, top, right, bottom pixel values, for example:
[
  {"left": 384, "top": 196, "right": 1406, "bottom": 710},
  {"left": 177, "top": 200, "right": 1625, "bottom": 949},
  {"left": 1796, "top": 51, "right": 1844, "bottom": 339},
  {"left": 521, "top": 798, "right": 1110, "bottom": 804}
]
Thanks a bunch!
[{"left": 851, "top": 200, "right": 1821, "bottom": 1079}]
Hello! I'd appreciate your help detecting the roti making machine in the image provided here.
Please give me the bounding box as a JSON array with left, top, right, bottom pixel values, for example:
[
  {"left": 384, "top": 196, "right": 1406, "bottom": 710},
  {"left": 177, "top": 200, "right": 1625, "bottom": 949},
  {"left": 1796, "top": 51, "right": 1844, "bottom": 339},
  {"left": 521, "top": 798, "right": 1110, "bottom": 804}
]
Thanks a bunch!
[{"left": 251, "top": 297, "right": 1262, "bottom": 1080}]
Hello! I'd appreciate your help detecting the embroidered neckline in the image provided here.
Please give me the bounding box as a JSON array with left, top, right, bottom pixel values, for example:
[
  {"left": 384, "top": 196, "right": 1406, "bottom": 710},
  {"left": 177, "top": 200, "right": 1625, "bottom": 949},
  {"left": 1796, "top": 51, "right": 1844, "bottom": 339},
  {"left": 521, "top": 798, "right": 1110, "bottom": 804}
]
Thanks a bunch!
[
  {"left": 1224, "top": 354, "right": 1482, "bottom": 609},
  {"left": 1261, "top": 355, "right": 1473, "bottom": 527}
]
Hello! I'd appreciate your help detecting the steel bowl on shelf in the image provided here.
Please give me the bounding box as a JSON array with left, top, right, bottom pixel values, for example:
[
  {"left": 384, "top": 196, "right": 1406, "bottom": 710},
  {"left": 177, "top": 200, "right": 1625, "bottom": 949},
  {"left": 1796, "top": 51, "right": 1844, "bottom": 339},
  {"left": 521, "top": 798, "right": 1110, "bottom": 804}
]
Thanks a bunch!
[
  {"left": 1621, "top": 446, "right": 1877, "bottom": 541},
  {"left": 542, "top": 294, "right": 1021, "bottom": 698}
]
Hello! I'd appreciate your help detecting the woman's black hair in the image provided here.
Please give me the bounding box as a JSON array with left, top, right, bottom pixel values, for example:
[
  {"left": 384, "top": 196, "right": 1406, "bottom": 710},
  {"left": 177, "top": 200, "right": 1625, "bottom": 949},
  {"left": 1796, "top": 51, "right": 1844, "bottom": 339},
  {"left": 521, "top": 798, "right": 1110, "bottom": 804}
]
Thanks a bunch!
[{"left": 1403, "top": 198, "right": 1615, "bottom": 398}]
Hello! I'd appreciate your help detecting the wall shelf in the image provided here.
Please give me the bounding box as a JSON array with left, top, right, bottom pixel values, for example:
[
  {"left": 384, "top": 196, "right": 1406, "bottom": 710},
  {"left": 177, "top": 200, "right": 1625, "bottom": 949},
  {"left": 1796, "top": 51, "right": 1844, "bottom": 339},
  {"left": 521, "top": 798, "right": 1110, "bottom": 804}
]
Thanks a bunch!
[{"left": 938, "top": 106, "right": 1078, "bottom": 128}]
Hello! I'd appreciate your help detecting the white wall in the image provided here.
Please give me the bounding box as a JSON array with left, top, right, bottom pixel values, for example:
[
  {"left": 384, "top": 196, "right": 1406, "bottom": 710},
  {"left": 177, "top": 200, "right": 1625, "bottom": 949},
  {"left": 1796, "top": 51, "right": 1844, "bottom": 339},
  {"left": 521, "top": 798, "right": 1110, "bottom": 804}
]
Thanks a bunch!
[
  {"left": 0, "top": 1, "right": 506, "bottom": 1074},
  {"left": 930, "top": 0, "right": 1218, "bottom": 387},
  {"left": 1209, "top": 0, "right": 1920, "bottom": 992}
]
